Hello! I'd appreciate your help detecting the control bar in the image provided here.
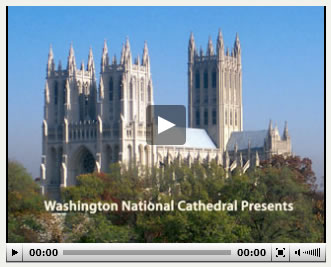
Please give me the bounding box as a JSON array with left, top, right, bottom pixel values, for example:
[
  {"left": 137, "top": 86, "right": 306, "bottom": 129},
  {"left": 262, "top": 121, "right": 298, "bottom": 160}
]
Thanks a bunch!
[{"left": 6, "top": 243, "right": 326, "bottom": 262}]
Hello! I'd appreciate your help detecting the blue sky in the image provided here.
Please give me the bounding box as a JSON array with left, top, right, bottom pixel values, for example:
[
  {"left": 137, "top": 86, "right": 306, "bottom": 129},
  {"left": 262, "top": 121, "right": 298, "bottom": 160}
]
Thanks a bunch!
[{"left": 8, "top": 6, "right": 324, "bottom": 184}]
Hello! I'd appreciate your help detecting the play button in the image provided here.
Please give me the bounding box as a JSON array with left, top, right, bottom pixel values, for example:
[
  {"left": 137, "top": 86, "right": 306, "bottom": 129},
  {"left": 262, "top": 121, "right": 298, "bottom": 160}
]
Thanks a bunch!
[
  {"left": 7, "top": 244, "right": 22, "bottom": 262},
  {"left": 146, "top": 105, "right": 186, "bottom": 145},
  {"left": 158, "top": 116, "right": 176, "bottom": 134}
]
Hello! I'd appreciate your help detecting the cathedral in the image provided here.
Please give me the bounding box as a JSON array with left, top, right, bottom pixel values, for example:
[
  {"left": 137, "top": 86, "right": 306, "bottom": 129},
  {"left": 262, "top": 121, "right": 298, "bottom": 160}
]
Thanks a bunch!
[{"left": 40, "top": 30, "right": 292, "bottom": 199}]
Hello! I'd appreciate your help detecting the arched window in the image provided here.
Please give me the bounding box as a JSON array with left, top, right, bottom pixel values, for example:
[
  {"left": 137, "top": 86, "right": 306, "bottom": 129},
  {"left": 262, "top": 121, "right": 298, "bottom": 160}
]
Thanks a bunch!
[
  {"left": 63, "top": 83, "right": 67, "bottom": 104},
  {"left": 204, "top": 108, "right": 208, "bottom": 125},
  {"left": 127, "top": 145, "right": 132, "bottom": 166},
  {"left": 235, "top": 111, "right": 238, "bottom": 126},
  {"left": 85, "top": 96, "right": 89, "bottom": 118},
  {"left": 212, "top": 69, "right": 217, "bottom": 88},
  {"left": 203, "top": 70, "right": 208, "bottom": 88},
  {"left": 109, "top": 77, "right": 113, "bottom": 101},
  {"left": 212, "top": 109, "right": 217, "bottom": 125},
  {"left": 140, "top": 79, "right": 144, "bottom": 102},
  {"left": 195, "top": 109, "right": 200, "bottom": 126},
  {"left": 54, "top": 81, "right": 58, "bottom": 105},
  {"left": 148, "top": 84, "right": 151, "bottom": 102},
  {"left": 225, "top": 110, "right": 228, "bottom": 125},
  {"left": 230, "top": 110, "right": 233, "bottom": 125},
  {"left": 195, "top": 87, "right": 200, "bottom": 104},
  {"left": 144, "top": 146, "right": 149, "bottom": 167},
  {"left": 118, "top": 76, "right": 122, "bottom": 100},
  {"left": 130, "top": 82, "right": 133, "bottom": 99},
  {"left": 195, "top": 70, "right": 200, "bottom": 89},
  {"left": 204, "top": 88, "right": 208, "bottom": 104}
]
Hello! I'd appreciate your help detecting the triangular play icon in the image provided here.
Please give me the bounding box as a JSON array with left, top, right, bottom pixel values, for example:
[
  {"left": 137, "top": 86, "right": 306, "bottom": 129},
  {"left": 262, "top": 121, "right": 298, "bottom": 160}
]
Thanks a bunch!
[
  {"left": 12, "top": 249, "right": 18, "bottom": 256},
  {"left": 158, "top": 116, "right": 176, "bottom": 134}
]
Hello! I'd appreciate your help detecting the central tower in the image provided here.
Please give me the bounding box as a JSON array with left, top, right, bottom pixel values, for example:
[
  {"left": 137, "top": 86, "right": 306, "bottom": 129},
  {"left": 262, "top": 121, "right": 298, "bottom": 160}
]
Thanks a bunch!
[{"left": 188, "top": 30, "right": 243, "bottom": 152}]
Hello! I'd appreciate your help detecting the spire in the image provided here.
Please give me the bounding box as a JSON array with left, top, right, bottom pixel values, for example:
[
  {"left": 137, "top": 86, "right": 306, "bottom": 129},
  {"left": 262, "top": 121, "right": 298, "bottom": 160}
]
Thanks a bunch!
[
  {"left": 67, "top": 42, "right": 76, "bottom": 72},
  {"left": 274, "top": 122, "right": 279, "bottom": 135},
  {"left": 48, "top": 44, "right": 54, "bottom": 59},
  {"left": 47, "top": 44, "right": 55, "bottom": 76},
  {"left": 142, "top": 41, "right": 150, "bottom": 66},
  {"left": 101, "top": 40, "right": 109, "bottom": 72},
  {"left": 234, "top": 33, "right": 241, "bottom": 54},
  {"left": 123, "top": 37, "right": 132, "bottom": 68},
  {"left": 234, "top": 33, "right": 241, "bottom": 65},
  {"left": 217, "top": 29, "right": 224, "bottom": 60},
  {"left": 120, "top": 43, "right": 125, "bottom": 65},
  {"left": 268, "top": 119, "right": 273, "bottom": 133},
  {"left": 283, "top": 121, "right": 289, "bottom": 140},
  {"left": 69, "top": 42, "right": 74, "bottom": 58},
  {"left": 207, "top": 36, "right": 214, "bottom": 56},
  {"left": 87, "top": 47, "right": 95, "bottom": 72},
  {"left": 125, "top": 36, "right": 131, "bottom": 52},
  {"left": 188, "top": 32, "right": 196, "bottom": 63},
  {"left": 103, "top": 39, "right": 108, "bottom": 54}
]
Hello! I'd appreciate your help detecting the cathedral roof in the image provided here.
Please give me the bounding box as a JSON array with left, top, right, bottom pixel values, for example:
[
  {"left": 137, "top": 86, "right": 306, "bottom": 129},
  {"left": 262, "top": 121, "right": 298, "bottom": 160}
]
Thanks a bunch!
[
  {"left": 226, "top": 130, "right": 268, "bottom": 151},
  {"left": 184, "top": 128, "right": 217, "bottom": 149},
  {"left": 161, "top": 128, "right": 216, "bottom": 149}
]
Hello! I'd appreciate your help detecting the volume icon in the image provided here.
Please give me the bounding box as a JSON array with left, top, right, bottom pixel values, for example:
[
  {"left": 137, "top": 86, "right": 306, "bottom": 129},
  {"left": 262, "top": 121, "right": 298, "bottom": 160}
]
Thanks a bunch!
[{"left": 302, "top": 248, "right": 320, "bottom": 258}]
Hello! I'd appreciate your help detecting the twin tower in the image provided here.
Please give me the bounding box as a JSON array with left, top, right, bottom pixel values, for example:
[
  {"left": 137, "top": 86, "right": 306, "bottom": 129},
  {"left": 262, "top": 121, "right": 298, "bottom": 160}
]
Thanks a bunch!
[{"left": 42, "top": 38, "right": 154, "bottom": 199}]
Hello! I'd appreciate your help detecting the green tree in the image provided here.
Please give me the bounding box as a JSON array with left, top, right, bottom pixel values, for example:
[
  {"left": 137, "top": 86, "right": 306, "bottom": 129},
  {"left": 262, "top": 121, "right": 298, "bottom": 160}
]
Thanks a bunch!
[{"left": 8, "top": 160, "right": 62, "bottom": 242}]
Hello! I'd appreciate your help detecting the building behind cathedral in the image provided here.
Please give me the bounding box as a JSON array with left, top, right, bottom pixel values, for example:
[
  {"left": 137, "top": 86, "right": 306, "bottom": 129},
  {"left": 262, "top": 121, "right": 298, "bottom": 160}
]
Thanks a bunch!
[{"left": 41, "top": 30, "right": 292, "bottom": 199}]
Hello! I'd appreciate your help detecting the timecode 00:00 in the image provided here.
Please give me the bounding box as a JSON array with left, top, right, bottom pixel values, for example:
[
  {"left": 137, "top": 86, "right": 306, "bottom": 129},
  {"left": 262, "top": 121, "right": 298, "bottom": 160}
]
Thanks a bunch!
[
  {"left": 237, "top": 249, "right": 266, "bottom": 257},
  {"left": 29, "top": 248, "right": 59, "bottom": 257}
]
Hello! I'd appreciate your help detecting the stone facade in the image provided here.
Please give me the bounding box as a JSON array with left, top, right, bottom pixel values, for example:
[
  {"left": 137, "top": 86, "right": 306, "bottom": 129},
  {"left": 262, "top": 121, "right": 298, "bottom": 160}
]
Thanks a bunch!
[{"left": 41, "top": 31, "right": 291, "bottom": 199}]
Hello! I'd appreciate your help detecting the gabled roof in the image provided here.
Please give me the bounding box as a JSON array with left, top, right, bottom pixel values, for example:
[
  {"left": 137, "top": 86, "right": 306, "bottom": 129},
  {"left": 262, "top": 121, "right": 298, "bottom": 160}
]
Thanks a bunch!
[
  {"left": 160, "top": 128, "right": 216, "bottom": 149},
  {"left": 184, "top": 128, "right": 216, "bottom": 149},
  {"left": 226, "top": 130, "right": 268, "bottom": 151}
]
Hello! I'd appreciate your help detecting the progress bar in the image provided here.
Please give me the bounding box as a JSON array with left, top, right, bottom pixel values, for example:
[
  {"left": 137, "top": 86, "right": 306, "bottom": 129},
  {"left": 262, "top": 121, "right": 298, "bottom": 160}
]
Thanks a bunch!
[{"left": 63, "top": 250, "right": 231, "bottom": 255}]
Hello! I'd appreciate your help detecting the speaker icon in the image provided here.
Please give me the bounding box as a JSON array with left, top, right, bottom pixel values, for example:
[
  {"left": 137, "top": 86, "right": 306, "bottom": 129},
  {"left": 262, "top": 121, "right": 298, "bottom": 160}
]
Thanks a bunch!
[
  {"left": 294, "top": 248, "right": 320, "bottom": 258},
  {"left": 303, "top": 248, "right": 320, "bottom": 257}
]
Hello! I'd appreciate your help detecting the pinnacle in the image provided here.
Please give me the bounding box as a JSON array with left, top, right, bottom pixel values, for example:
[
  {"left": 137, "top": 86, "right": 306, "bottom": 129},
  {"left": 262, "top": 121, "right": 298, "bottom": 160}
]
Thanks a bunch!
[
  {"left": 190, "top": 32, "right": 194, "bottom": 41},
  {"left": 69, "top": 42, "right": 74, "bottom": 56},
  {"left": 48, "top": 44, "right": 54, "bottom": 58},
  {"left": 103, "top": 39, "right": 108, "bottom": 53}
]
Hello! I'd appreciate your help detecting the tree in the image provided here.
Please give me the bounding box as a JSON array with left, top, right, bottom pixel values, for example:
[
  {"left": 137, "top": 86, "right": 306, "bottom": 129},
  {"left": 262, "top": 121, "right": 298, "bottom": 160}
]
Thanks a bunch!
[{"left": 8, "top": 160, "right": 62, "bottom": 242}]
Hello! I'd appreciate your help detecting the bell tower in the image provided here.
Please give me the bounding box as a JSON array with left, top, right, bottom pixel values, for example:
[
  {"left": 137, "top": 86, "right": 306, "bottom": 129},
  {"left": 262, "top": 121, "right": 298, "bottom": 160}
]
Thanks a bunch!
[{"left": 188, "top": 30, "right": 243, "bottom": 152}]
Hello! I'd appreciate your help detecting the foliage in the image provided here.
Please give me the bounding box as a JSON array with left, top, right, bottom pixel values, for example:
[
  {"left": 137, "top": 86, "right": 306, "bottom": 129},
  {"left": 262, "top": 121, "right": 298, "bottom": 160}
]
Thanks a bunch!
[
  {"left": 8, "top": 160, "right": 62, "bottom": 242},
  {"left": 8, "top": 156, "right": 324, "bottom": 243}
]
